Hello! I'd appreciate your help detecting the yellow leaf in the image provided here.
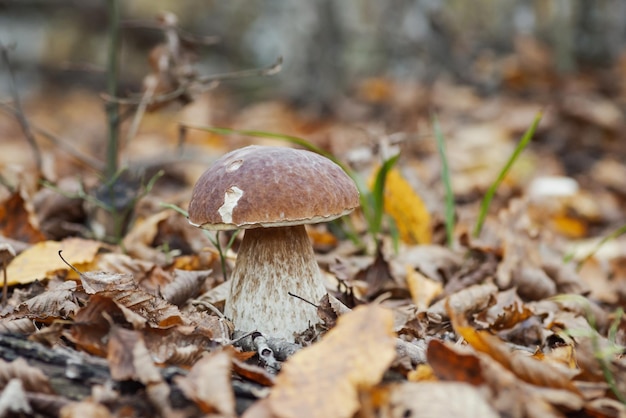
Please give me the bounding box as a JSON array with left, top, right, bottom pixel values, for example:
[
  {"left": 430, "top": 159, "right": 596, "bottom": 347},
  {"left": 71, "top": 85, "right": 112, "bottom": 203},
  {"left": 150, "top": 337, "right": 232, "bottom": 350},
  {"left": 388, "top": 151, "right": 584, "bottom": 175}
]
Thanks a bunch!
[
  {"left": 268, "top": 305, "right": 396, "bottom": 418},
  {"left": 371, "top": 167, "right": 431, "bottom": 244},
  {"left": 5, "top": 237, "right": 103, "bottom": 286},
  {"left": 406, "top": 266, "right": 443, "bottom": 310}
]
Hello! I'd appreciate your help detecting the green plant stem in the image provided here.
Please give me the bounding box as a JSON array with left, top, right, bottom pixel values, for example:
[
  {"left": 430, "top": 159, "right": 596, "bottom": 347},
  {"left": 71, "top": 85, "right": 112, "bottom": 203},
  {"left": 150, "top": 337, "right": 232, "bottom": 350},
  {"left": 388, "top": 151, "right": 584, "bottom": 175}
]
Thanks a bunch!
[
  {"left": 433, "top": 115, "right": 455, "bottom": 247},
  {"left": 105, "top": 0, "right": 121, "bottom": 180},
  {"left": 473, "top": 111, "right": 542, "bottom": 238},
  {"left": 575, "top": 224, "right": 626, "bottom": 270}
]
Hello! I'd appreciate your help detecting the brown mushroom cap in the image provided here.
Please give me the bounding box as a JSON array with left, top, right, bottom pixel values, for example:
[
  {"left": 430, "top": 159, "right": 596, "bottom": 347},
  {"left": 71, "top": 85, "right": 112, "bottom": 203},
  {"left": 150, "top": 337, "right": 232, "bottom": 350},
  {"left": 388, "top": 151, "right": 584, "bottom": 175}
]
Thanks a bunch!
[{"left": 188, "top": 145, "right": 360, "bottom": 230}]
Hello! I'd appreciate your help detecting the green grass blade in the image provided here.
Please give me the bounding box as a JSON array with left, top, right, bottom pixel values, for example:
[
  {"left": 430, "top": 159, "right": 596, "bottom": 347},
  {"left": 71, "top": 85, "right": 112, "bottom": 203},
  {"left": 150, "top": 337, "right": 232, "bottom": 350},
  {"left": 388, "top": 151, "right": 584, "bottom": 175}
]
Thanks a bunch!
[
  {"left": 575, "top": 223, "right": 626, "bottom": 270},
  {"left": 433, "top": 114, "right": 455, "bottom": 247},
  {"left": 473, "top": 111, "right": 542, "bottom": 238},
  {"left": 369, "top": 154, "right": 400, "bottom": 237}
]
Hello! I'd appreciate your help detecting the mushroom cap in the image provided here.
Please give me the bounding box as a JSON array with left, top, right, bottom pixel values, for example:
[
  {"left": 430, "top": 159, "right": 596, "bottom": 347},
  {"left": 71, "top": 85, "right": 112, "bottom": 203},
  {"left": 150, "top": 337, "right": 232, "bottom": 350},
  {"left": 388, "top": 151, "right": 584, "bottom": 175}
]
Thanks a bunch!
[{"left": 188, "top": 145, "right": 360, "bottom": 230}]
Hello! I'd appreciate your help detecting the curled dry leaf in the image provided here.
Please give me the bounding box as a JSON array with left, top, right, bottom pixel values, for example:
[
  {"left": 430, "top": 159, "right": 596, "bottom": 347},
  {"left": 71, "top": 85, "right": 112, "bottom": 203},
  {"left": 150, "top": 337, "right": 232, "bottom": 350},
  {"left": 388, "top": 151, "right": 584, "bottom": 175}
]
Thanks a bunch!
[
  {"left": 377, "top": 382, "right": 498, "bottom": 418},
  {"left": 232, "top": 356, "right": 276, "bottom": 387},
  {"left": 268, "top": 305, "right": 396, "bottom": 418},
  {"left": 80, "top": 270, "right": 136, "bottom": 294},
  {"left": 175, "top": 348, "right": 235, "bottom": 416},
  {"left": 428, "top": 282, "right": 498, "bottom": 319},
  {"left": 0, "top": 191, "right": 46, "bottom": 244},
  {"left": 122, "top": 211, "right": 171, "bottom": 265},
  {"left": 513, "top": 265, "right": 556, "bottom": 301},
  {"left": 107, "top": 326, "right": 173, "bottom": 416},
  {"left": 449, "top": 307, "right": 581, "bottom": 395},
  {"left": 406, "top": 266, "right": 443, "bottom": 310},
  {"left": 143, "top": 326, "right": 217, "bottom": 366},
  {"left": 426, "top": 339, "right": 485, "bottom": 385},
  {"left": 476, "top": 287, "right": 534, "bottom": 331},
  {"left": 0, "top": 357, "right": 54, "bottom": 394},
  {"left": 0, "top": 317, "right": 37, "bottom": 334},
  {"left": 161, "top": 269, "right": 211, "bottom": 306},
  {"left": 316, "top": 293, "right": 351, "bottom": 329},
  {"left": 19, "top": 280, "right": 78, "bottom": 319}
]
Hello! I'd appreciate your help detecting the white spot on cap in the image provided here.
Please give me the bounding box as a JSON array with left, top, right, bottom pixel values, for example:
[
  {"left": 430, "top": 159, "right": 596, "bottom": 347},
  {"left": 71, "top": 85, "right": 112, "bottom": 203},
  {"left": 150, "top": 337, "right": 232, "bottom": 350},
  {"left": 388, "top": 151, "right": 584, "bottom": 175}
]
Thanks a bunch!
[
  {"left": 226, "top": 159, "right": 244, "bottom": 172},
  {"left": 218, "top": 186, "right": 243, "bottom": 224}
]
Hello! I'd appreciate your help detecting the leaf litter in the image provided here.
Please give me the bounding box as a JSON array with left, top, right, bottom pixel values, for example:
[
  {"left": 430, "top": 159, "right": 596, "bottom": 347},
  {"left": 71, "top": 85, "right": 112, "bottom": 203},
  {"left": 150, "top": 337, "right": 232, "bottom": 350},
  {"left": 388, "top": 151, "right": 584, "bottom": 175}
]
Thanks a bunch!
[{"left": 0, "top": 17, "right": 626, "bottom": 418}]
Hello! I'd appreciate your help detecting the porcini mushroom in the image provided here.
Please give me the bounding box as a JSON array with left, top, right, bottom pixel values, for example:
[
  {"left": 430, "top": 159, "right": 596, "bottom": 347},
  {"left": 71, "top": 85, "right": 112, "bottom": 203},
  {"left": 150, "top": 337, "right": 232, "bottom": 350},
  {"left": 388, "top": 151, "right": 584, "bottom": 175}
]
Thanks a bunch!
[{"left": 188, "top": 145, "right": 359, "bottom": 341}]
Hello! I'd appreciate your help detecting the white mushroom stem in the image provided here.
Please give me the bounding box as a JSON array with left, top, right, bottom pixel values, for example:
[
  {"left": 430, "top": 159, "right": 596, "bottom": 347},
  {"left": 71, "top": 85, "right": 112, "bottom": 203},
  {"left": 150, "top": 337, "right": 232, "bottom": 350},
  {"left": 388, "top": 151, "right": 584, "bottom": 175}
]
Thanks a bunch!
[{"left": 224, "top": 224, "right": 327, "bottom": 341}]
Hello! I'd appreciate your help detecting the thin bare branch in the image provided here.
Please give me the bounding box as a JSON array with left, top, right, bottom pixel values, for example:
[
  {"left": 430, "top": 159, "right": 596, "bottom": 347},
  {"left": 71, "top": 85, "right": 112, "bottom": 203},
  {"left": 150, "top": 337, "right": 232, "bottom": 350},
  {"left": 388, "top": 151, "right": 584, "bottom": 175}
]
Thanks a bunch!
[
  {"left": 101, "top": 56, "right": 282, "bottom": 107},
  {"left": 0, "top": 42, "right": 42, "bottom": 172},
  {"left": 0, "top": 103, "right": 104, "bottom": 172}
]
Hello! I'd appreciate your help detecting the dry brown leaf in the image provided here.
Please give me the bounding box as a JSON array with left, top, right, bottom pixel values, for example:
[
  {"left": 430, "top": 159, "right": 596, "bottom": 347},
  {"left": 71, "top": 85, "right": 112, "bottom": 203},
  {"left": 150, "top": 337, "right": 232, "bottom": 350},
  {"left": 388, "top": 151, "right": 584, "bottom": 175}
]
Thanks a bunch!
[
  {"left": 59, "top": 401, "right": 112, "bottom": 418},
  {"left": 477, "top": 287, "right": 534, "bottom": 331},
  {"left": 0, "top": 191, "right": 46, "bottom": 244},
  {"left": 68, "top": 295, "right": 134, "bottom": 356},
  {"left": 0, "top": 317, "right": 37, "bottom": 334},
  {"left": 107, "top": 326, "right": 174, "bottom": 416},
  {"left": 19, "top": 280, "right": 78, "bottom": 319},
  {"left": 426, "top": 339, "right": 485, "bottom": 385},
  {"left": 122, "top": 211, "right": 171, "bottom": 265},
  {"left": 80, "top": 270, "right": 137, "bottom": 294},
  {"left": 5, "top": 237, "right": 102, "bottom": 286},
  {"left": 109, "top": 288, "right": 183, "bottom": 328},
  {"left": 268, "top": 305, "right": 396, "bottom": 418},
  {"left": 377, "top": 382, "right": 499, "bottom": 418},
  {"left": 242, "top": 399, "right": 275, "bottom": 418},
  {"left": 514, "top": 265, "right": 556, "bottom": 301},
  {"left": 0, "top": 357, "right": 54, "bottom": 394},
  {"left": 450, "top": 307, "right": 581, "bottom": 395},
  {"left": 175, "top": 348, "right": 235, "bottom": 416},
  {"left": 428, "top": 282, "right": 497, "bottom": 319},
  {"left": 232, "top": 356, "right": 276, "bottom": 387},
  {"left": 161, "top": 269, "right": 211, "bottom": 306},
  {"left": 143, "top": 326, "right": 216, "bottom": 366}
]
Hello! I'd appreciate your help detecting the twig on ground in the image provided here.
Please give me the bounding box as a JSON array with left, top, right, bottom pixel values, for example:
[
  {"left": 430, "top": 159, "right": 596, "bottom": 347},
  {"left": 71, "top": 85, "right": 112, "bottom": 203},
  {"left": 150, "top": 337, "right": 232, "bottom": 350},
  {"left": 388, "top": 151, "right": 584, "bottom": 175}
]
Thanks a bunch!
[{"left": 252, "top": 333, "right": 281, "bottom": 374}]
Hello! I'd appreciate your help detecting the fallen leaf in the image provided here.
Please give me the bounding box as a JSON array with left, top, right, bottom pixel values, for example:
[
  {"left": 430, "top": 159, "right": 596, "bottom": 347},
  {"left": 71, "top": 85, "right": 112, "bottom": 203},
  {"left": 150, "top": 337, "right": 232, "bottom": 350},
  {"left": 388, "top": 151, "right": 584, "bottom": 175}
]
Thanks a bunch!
[
  {"left": 175, "top": 348, "right": 235, "bottom": 415},
  {"left": 5, "top": 238, "right": 102, "bottom": 286},
  {"left": 107, "top": 326, "right": 173, "bottom": 416},
  {"left": 428, "top": 282, "right": 498, "bottom": 319},
  {"left": 18, "top": 280, "right": 78, "bottom": 319},
  {"left": 59, "top": 401, "right": 112, "bottom": 418},
  {"left": 449, "top": 306, "right": 581, "bottom": 395},
  {"left": 268, "top": 305, "right": 396, "bottom": 418},
  {"left": 0, "top": 358, "right": 54, "bottom": 394},
  {"left": 426, "top": 339, "right": 485, "bottom": 385},
  {"left": 0, "top": 191, "right": 46, "bottom": 244},
  {"left": 161, "top": 269, "right": 211, "bottom": 307},
  {"left": 378, "top": 382, "right": 499, "bottom": 418},
  {"left": 375, "top": 167, "right": 432, "bottom": 245},
  {"left": 406, "top": 266, "right": 443, "bottom": 310}
]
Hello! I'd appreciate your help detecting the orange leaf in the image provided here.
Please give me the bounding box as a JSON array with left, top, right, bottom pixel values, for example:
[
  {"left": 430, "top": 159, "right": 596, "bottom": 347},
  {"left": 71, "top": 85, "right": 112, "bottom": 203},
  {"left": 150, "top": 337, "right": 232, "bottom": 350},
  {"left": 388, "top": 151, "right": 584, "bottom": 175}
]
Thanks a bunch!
[{"left": 268, "top": 305, "right": 396, "bottom": 418}]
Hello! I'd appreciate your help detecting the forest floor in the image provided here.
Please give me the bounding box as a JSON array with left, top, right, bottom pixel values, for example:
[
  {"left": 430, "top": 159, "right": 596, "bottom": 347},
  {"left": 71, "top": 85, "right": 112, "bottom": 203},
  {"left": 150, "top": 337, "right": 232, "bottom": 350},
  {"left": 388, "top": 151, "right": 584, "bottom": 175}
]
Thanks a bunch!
[{"left": 1, "top": 35, "right": 626, "bottom": 418}]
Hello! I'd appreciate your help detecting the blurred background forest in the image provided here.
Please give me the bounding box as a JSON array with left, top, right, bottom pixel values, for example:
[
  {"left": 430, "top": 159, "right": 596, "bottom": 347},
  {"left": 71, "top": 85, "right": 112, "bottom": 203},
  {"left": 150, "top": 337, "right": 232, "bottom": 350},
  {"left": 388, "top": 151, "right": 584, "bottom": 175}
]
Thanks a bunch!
[
  {"left": 2, "top": 0, "right": 626, "bottom": 106},
  {"left": 2, "top": 0, "right": 626, "bottom": 193}
]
